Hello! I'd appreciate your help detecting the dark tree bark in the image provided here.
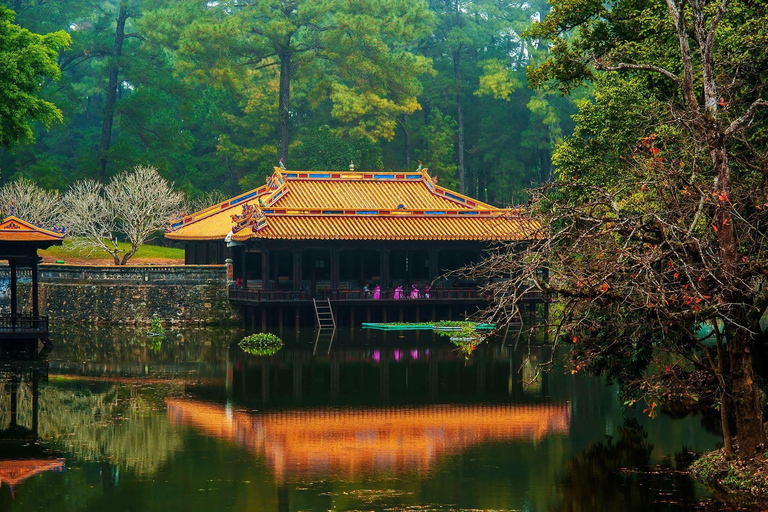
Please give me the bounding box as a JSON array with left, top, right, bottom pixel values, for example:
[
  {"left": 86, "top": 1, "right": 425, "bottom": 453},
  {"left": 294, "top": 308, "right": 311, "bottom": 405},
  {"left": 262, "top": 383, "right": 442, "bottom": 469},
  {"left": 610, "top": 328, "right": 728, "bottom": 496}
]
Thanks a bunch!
[
  {"left": 97, "top": 2, "right": 129, "bottom": 179},
  {"left": 397, "top": 115, "right": 410, "bottom": 168},
  {"left": 278, "top": 48, "right": 291, "bottom": 165},
  {"left": 728, "top": 330, "right": 766, "bottom": 456},
  {"left": 453, "top": 49, "right": 465, "bottom": 193}
]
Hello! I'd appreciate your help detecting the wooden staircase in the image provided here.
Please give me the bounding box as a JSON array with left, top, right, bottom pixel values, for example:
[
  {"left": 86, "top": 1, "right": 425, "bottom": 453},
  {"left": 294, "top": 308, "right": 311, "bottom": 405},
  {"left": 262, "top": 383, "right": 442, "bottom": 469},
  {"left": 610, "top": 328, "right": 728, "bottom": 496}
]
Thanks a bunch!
[{"left": 313, "top": 298, "right": 336, "bottom": 329}]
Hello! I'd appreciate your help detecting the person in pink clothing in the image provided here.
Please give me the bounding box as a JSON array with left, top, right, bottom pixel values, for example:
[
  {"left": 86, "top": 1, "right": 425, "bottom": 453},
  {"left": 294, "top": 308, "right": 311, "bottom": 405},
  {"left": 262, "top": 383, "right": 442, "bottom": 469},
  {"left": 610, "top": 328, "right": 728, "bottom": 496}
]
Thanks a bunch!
[
  {"left": 410, "top": 284, "right": 419, "bottom": 299},
  {"left": 394, "top": 285, "right": 404, "bottom": 299},
  {"left": 425, "top": 285, "right": 430, "bottom": 298},
  {"left": 373, "top": 285, "right": 381, "bottom": 299}
]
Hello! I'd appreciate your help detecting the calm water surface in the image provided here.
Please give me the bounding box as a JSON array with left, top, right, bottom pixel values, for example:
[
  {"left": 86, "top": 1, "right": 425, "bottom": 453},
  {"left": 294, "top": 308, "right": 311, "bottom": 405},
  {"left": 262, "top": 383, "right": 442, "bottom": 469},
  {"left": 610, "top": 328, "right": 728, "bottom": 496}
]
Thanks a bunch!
[{"left": 0, "top": 326, "right": 727, "bottom": 511}]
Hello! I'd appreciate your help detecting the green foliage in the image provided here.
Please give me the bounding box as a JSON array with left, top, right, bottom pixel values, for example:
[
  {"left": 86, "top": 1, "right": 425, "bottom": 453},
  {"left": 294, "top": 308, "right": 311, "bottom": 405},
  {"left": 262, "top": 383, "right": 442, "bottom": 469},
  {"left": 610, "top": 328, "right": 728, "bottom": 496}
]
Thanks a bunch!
[
  {"left": 417, "top": 109, "right": 459, "bottom": 188},
  {"left": 148, "top": 315, "right": 165, "bottom": 338},
  {"left": 292, "top": 126, "right": 384, "bottom": 171},
  {"left": 0, "top": 6, "right": 70, "bottom": 148},
  {"left": 0, "top": 0, "right": 580, "bottom": 203},
  {"left": 239, "top": 332, "right": 284, "bottom": 357}
]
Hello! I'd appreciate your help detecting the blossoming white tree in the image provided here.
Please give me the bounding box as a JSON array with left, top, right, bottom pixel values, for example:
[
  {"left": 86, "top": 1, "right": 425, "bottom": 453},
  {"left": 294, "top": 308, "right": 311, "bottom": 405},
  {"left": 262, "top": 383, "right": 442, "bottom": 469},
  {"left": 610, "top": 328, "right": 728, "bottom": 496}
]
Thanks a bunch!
[
  {"left": 0, "top": 178, "right": 61, "bottom": 228},
  {"left": 61, "top": 166, "right": 182, "bottom": 265}
]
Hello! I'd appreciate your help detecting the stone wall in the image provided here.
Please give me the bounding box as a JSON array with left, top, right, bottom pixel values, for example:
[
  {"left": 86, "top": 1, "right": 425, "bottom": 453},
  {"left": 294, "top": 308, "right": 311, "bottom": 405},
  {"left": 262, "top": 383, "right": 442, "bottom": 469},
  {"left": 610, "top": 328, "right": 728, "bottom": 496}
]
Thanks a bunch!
[{"left": 0, "top": 265, "right": 238, "bottom": 325}]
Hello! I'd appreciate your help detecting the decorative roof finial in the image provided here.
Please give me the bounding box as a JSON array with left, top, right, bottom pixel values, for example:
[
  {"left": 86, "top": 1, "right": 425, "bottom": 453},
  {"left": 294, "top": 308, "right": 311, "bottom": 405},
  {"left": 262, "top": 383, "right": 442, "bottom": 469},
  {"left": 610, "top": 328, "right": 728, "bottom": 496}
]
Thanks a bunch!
[
  {"left": 279, "top": 158, "right": 286, "bottom": 170},
  {"left": 416, "top": 160, "right": 423, "bottom": 172},
  {"left": 8, "top": 200, "right": 15, "bottom": 217},
  {"left": 349, "top": 160, "right": 355, "bottom": 172}
]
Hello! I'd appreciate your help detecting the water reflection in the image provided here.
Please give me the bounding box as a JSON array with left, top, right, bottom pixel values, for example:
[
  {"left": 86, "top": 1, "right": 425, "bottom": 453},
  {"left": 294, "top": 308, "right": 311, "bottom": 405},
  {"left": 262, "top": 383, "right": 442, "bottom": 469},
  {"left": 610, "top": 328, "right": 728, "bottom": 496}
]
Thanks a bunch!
[
  {"left": 554, "top": 419, "right": 717, "bottom": 512},
  {"left": 0, "top": 357, "right": 65, "bottom": 501},
  {"left": 0, "top": 326, "right": 727, "bottom": 512},
  {"left": 167, "top": 399, "right": 570, "bottom": 482}
]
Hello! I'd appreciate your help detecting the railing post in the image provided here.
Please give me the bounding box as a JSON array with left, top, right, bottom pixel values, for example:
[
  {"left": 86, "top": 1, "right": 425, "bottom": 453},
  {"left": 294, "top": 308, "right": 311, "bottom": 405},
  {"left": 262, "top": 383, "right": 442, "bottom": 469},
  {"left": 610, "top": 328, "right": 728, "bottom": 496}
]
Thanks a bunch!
[
  {"left": 10, "top": 260, "right": 17, "bottom": 326},
  {"left": 32, "top": 257, "right": 39, "bottom": 319}
]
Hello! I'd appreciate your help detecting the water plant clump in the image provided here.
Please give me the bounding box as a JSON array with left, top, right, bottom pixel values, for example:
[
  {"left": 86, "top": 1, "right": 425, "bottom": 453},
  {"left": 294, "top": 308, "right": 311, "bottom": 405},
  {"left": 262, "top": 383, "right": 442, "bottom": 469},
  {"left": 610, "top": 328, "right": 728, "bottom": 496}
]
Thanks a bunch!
[
  {"left": 432, "top": 321, "right": 476, "bottom": 337},
  {"left": 239, "top": 332, "right": 284, "bottom": 356},
  {"left": 147, "top": 315, "right": 166, "bottom": 349},
  {"left": 447, "top": 323, "right": 487, "bottom": 357}
]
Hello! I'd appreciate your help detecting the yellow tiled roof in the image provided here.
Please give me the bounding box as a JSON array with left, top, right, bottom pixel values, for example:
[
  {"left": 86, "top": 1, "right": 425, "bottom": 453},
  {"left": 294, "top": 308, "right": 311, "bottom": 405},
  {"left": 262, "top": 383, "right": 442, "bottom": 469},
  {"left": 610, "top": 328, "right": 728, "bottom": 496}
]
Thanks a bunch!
[
  {"left": 167, "top": 168, "right": 539, "bottom": 242},
  {"left": 0, "top": 215, "right": 65, "bottom": 243},
  {"left": 230, "top": 210, "right": 539, "bottom": 241}
]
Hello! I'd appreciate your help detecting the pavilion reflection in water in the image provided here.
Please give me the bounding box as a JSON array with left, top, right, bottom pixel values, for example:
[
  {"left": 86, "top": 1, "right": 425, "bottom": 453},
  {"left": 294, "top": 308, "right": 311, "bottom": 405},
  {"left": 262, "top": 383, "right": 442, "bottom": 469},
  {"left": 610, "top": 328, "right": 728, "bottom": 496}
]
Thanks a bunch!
[
  {"left": 0, "top": 358, "right": 65, "bottom": 499},
  {"left": 167, "top": 399, "right": 570, "bottom": 482}
]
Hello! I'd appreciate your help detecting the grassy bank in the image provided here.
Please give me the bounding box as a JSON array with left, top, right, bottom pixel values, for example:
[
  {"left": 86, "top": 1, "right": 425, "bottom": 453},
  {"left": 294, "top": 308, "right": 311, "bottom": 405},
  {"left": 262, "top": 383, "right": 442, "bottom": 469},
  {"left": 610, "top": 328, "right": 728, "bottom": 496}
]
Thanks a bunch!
[
  {"left": 690, "top": 449, "right": 768, "bottom": 505},
  {"left": 39, "top": 239, "right": 184, "bottom": 265}
]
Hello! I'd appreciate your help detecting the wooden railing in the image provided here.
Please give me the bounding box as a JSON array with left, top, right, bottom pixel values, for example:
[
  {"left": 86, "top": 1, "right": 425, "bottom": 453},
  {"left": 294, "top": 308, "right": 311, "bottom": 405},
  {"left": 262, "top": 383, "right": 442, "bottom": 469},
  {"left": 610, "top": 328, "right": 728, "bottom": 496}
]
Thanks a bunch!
[
  {"left": 319, "top": 288, "right": 484, "bottom": 301},
  {"left": 229, "top": 289, "right": 310, "bottom": 302},
  {"left": 229, "top": 285, "right": 545, "bottom": 303},
  {"left": 229, "top": 287, "right": 499, "bottom": 302},
  {"left": 0, "top": 315, "right": 49, "bottom": 333}
]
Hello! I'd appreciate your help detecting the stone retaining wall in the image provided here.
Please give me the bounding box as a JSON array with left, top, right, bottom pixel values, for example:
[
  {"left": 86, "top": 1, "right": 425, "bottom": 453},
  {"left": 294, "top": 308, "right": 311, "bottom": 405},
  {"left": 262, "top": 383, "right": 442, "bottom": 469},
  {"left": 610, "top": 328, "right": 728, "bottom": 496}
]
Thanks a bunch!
[{"left": 0, "top": 264, "right": 237, "bottom": 325}]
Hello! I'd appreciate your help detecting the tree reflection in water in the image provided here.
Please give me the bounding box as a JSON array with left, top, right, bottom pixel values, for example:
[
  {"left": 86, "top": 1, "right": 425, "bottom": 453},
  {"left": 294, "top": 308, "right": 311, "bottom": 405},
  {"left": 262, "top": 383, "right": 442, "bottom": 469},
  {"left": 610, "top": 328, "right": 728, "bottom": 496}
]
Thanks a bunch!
[
  {"left": 0, "top": 378, "right": 185, "bottom": 478},
  {"left": 554, "top": 419, "right": 718, "bottom": 512}
]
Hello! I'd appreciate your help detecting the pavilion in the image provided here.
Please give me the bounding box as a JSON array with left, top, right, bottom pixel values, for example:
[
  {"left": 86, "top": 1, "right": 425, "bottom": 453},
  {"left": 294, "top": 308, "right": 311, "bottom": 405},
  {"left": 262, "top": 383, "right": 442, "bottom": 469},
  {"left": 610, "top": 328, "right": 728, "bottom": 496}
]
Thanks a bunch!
[
  {"left": 166, "top": 167, "right": 541, "bottom": 327},
  {"left": 0, "top": 215, "right": 64, "bottom": 354}
]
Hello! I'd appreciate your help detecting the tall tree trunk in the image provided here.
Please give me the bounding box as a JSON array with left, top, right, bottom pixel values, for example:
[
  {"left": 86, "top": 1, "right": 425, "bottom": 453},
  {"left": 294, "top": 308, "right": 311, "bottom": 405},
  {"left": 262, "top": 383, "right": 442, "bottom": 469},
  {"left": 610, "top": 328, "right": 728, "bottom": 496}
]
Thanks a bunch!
[
  {"left": 711, "top": 141, "right": 767, "bottom": 457},
  {"left": 97, "top": 2, "right": 128, "bottom": 180},
  {"left": 453, "top": 50, "right": 465, "bottom": 193},
  {"left": 278, "top": 49, "right": 291, "bottom": 166},
  {"left": 398, "top": 115, "right": 410, "bottom": 168},
  {"left": 728, "top": 330, "right": 767, "bottom": 457}
]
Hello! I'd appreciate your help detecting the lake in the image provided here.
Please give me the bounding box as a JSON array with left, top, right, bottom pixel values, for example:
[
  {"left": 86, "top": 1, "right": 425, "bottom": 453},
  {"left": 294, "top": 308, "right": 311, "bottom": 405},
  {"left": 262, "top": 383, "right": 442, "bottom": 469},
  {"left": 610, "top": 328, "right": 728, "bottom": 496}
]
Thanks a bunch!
[{"left": 0, "top": 326, "right": 727, "bottom": 511}]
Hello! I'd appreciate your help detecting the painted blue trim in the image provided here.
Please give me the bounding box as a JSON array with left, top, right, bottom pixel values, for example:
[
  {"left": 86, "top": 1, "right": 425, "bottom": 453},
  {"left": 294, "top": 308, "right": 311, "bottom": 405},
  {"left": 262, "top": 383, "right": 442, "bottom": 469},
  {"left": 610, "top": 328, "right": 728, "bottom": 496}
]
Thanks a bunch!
[
  {"left": 373, "top": 174, "right": 395, "bottom": 179},
  {"left": 458, "top": 211, "right": 480, "bottom": 215},
  {"left": 231, "top": 190, "right": 258, "bottom": 206},
  {"left": 171, "top": 222, "right": 183, "bottom": 229},
  {"left": 263, "top": 209, "right": 274, "bottom": 214},
  {"left": 313, "top": 173, "right": 331, "bottom": 179},
  {"left": 405, "top": 174, "right": 421, "bottom": 179},
  {"left": 445, "top": 192, "right": 466, "bottom": 203},
  {"left": 284, "top": 173, "right": 298, "bottom": 178},
  {"left": 424, "top": 211, "right": 446, "bottom": 215},
  {"left": 357, "top": 210, "right": 378, "bottom": 215},
  {"left": 322, "top": 210, "right": 344, "bottom": 215}
]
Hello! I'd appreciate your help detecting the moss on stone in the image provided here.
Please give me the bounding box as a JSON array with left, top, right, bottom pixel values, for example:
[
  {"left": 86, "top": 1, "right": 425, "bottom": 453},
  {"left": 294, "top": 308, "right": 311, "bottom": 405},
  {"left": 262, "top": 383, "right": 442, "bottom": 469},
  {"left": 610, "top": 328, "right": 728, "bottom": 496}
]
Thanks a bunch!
[{"left": 690, "top": 448, "right": 768, "bottom": 505}]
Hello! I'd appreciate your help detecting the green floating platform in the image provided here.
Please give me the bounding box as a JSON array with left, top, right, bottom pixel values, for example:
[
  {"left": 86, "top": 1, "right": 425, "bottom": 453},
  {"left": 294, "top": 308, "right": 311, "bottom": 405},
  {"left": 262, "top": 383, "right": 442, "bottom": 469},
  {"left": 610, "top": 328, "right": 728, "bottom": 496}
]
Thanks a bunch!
[{"left": 362, "top": 322, "right": 496, "bottom": 331}]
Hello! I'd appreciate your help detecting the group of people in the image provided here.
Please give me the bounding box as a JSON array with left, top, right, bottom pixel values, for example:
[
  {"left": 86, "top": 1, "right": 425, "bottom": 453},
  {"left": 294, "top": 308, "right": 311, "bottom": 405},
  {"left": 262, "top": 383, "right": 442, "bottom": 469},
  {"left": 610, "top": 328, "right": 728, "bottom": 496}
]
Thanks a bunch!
[{"left": 362, "top": 283, "right": 430, "bottom": 299}]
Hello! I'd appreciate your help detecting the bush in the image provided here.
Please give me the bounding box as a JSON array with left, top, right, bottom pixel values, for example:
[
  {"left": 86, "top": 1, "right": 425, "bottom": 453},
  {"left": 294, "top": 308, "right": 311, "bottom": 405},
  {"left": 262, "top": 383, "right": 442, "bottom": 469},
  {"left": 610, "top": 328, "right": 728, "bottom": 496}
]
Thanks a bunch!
[{"left": 238, "top": 332, "right": 284, "bottom": 356}]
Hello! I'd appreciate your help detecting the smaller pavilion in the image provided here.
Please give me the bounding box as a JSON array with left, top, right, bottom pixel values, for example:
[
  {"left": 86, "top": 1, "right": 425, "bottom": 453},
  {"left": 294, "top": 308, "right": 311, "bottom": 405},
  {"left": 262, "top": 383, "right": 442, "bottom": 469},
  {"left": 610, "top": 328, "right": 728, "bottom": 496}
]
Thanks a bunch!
[{"left": 0, "top": 215, "right": 64, "bottom": 354}]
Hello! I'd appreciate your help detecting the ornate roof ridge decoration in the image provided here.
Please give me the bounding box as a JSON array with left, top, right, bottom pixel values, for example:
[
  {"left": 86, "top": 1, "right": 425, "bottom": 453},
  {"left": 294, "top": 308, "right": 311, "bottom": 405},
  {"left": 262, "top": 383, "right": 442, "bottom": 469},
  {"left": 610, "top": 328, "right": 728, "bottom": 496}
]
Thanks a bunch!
[
  {"left": 231, "top": 203, "right": 267, "bottom": 234},
  {"left": 252, "top": 207, "right": 522, "bottom": 217},
  {"left": 0, "top": 215, "right": 66, "bottom": 241}
]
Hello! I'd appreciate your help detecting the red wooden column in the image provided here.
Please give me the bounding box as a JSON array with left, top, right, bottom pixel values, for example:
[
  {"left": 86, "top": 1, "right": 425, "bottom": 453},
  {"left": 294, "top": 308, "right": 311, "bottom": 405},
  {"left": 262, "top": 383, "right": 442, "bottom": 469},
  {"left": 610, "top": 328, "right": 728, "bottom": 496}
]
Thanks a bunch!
[
  {"left": 380, "top": 248, "right": 390, "bottom": 292},
  {"left": 293, "top": 249, "right": 301, "bottom": 292},
  {"left": 9, "top": 260, "right": 17, "bottom": 318},
  {"left": 330, "top": 248, "right": 340, "bottom": 292},
  {"left": 31, "top": 257, "right": 39, "bottom": 318},
  {"left": 429, "top": 248, "right": 439, "bottom": 283},
  {"left": 261, "top": 246, "right": 269, "bottom": 289}
]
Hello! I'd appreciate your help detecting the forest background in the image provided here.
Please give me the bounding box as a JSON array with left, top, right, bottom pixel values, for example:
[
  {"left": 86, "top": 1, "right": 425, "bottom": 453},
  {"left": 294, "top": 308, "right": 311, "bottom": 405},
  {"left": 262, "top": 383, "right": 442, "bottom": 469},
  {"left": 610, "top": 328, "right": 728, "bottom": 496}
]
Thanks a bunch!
[{"left": 0, "top": 0, "right": 583, "bottom": 208}]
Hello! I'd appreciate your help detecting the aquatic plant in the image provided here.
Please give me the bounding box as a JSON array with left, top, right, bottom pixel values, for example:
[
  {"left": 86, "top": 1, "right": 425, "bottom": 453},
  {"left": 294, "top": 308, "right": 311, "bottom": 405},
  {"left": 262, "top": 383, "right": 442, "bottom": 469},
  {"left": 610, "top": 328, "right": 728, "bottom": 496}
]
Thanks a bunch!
[
  {"left": 148, "top": 315, "right": 165, "bottom": 336},
  {"left": 239, "top": 332, "right": 284, "bottom": 356}
]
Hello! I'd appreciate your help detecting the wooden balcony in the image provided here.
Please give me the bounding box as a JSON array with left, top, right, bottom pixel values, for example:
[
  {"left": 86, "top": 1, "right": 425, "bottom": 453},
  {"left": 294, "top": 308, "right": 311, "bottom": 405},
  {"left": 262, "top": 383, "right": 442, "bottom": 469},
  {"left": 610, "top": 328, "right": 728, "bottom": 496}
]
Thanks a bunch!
[
  {"left": 229, "top": 287, "right": 544, "bottom": 305},
  {"left": 0, "top": 315, "right": 50, "bottom": 340}
]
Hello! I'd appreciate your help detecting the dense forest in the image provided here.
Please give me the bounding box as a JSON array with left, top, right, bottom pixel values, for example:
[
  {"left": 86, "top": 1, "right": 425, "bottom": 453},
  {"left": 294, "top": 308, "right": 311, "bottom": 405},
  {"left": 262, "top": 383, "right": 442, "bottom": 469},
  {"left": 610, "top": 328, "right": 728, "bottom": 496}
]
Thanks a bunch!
[{"left": 0, "top": 0, "right": 582, "bottom": 206}]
